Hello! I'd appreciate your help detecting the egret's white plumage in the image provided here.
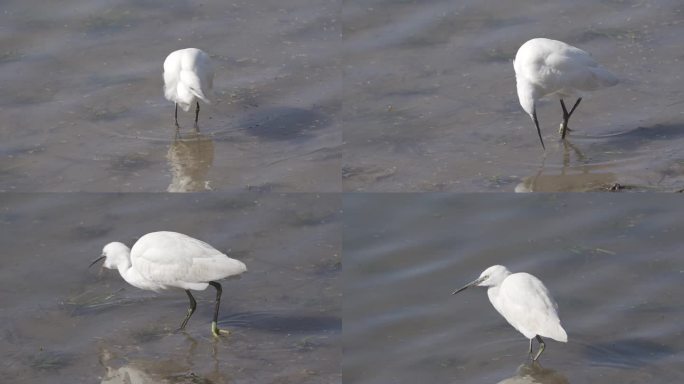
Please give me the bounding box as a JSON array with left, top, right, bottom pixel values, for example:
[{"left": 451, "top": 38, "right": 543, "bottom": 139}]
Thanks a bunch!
[
  {"left": 453, "top": 265, "right": 567, "bottom": 361},
  {"left": 514, "top": 38, "right": 618, "bottom": 148},
  {"left": 163, "top": 48, "right": 214, "bottom": 125},
  {"left": 92, "top": 231, "right": 246, "bottom": 336}
]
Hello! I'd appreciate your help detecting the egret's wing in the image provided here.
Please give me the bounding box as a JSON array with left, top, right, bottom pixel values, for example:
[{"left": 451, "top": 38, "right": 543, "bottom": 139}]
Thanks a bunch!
[
  {"left": 544, "top": 47, "right": 618, "bottom": 91},
  {"left": 131, "top": 232, "right": 244, "bottom": 285},
  {"left": 163, "top": 52, "right": 182, "bottom": 102},
  {"left": 498, "top": 273, "right": 567, "bottom": 341}
]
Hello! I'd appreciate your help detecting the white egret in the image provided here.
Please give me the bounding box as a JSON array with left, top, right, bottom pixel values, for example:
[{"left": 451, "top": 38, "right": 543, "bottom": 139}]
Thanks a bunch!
[
  {"left": 452, "top": 265, "right": 567, "bottom": 361},
  {"left": 514, "top": 38, "right": 619, "bottom": 149},
  {"left": 163, "top": 48, "right": 214, "bottom": 127},
  {"left": 90, "top": 231, "right": 246, "bottom": 337}
]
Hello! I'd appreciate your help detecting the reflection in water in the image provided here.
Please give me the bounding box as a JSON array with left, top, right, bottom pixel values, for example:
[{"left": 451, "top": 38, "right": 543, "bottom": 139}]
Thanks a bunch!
[
  {"left": 497, "top": 362, "right": 569, "bottom": 384},
  {"left": 167, "top": 130, "right": 215, "bottom": 192},
  {"left": 98, "top": 337, "right": 224, "bottom": 384},
  {"left": 515, "top": 141, "right": 618, "bottom": 192}
]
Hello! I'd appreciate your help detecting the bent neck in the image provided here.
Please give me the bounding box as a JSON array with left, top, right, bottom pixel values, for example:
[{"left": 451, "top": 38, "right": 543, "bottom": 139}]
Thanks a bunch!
[{"left": 516, "top": 80, "right": 538, "bottom": 117}]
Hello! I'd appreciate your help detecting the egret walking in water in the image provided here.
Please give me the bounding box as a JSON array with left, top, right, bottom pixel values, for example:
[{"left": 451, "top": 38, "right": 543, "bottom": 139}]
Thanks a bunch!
[
  {"left": 90, "top": 231, "right": 246, "bottom": 337},
  {"left": 452, "top": 265, "right": 567, "bottom": 361},
  {"left": 163, "top": 48, "right": 214, "bottom": 128},
  {"left": 514, "top": 38, "right": 619, "bottom": 149}
]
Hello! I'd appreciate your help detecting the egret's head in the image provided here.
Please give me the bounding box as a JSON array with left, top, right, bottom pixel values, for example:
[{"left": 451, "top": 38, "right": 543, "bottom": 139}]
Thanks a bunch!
[
  {"left": 452, "top": 265, "right": 511, "bottom": 295},
  {"left": 90, "top": 242, "right": 131, "bottom": 269}
]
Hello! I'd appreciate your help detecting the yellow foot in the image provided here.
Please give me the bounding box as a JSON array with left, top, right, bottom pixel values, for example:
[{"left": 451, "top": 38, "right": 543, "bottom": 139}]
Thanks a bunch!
[
  {"left": 211, "top": 321, "right": 230, "bottom": 337},
  {"left": 558, "top": 122, "right": 573, "bottom": 136}
]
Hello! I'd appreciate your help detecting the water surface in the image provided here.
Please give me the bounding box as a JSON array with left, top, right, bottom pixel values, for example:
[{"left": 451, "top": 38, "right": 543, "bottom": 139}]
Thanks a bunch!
[
  {"left": 344, "top": 194, "right": 684, "bottom": 383},
  {"left": 0, "top": 193, "right": 341, "bottom": 383},
  {"left": 0, "top": 0, "right": 341, "bottom": 192},
  {"left": 342, "top": 0, "right": 684, "bottom": 191}
]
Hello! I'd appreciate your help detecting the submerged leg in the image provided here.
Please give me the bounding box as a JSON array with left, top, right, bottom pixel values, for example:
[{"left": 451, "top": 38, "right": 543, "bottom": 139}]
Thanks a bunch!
[
  {"left": 532, "top": 335, "right": 546, "bottom": 361},
  {"left": 559, "top": 98, "right": 582, "bottom": 139},
  {"left": 208, "top": 281, "right": 229, "bottom": 337},
  {"left": 179, "top": 290, "right": 197, "bottom": 330}
]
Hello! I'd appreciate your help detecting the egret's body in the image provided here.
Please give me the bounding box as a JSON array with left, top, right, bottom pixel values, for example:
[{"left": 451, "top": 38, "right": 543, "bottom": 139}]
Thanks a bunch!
[
  {"left": 91, "top": 231, "right": 246, "bottom": 336},
  {"left": 163, "top": 48, "right": 214, "bottom": 127},
  {"left": 453, "top": 265, "right": 567, "bottom": 361},
  {"left": 514, "top": 38, "right": 618, "bottom": 149}
]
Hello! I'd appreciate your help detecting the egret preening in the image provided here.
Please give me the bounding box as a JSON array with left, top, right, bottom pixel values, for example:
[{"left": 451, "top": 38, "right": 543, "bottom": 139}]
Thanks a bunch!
[
  {"left": 514, "top": 38, "right": 619, "bottom": 149},
  {"left": 90, "top": 231, "right": 246, "bottom": 337},
  {"left": 163, "top": 48, "right": 214, "bottom": 128},
  {"left": 453, "top": 265, "right": 567, "bottom": 361}
]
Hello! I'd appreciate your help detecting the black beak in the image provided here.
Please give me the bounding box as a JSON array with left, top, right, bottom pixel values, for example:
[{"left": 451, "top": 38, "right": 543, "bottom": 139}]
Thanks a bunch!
[
  {"left": 532, "top": 109, "right": 545, "bottom": 150},
  {"left": 89, "top": 255, "right": 106, "bottom": 268},
  {"left": 452, "top": 276, "right": 485, "bottom": 295}
]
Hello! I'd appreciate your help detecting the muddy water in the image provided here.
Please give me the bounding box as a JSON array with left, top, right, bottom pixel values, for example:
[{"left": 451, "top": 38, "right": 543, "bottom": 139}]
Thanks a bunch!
[
  {"left": 0, "top": 194, "right": 340, "bottom": 383},
  {"left": 0, "top": 0, "right": 341, "bottom": 192},
  {"left": 344, "top": 194, "right": 684, "bottom": 383},
  {"left": 342, "top": 0, "right": 684, "bottom": 192}
]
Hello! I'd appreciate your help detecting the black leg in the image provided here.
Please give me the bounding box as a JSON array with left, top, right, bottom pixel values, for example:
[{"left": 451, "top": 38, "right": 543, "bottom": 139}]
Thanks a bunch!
[
  {"left": 532, "top": 109, "right": 545, "bottom": 150},
  {"left": 568, "top": 97, "right": 582, "bottom": 117},
  {"left": 560, "top": 98, "right": 582, "bottom": 139},
  {"left": 175, "top": 103, "right": 179, "bottom": 126},
  {"left": 179, "top": 290, "right": 197, "bottom": 330},
  {"left": 533, "top": 335, "right": 546, "bottom": 361},
  {"left": 528, "top": 338, "right": 534, "bottom": 355},
  {"left": 194, "top": 101, "right": 200, "bottom": 125},
  {"left": 208, "top": 281, "right": 227, "bottom": 336}
]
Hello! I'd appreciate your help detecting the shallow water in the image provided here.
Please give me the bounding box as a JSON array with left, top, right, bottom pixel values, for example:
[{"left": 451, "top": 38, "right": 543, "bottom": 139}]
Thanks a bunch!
[
  {"left": 344, "top": 194, "right": 684, "bottom": 383},
  {"left": 0, "top": 0, "right": 341, "bottom": 192},
  {"left": 342, "top": 0, "right": 684, "bottom": 192},
  {"left": 0, "top": 194, "right": 340, "bottom": 383}
]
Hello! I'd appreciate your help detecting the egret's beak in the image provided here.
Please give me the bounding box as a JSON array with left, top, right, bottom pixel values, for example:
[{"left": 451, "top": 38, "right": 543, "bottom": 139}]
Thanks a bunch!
[
  {"left": 452, "top": 276, "right": 486, "bottom": 295},
  {"left": 89, "top": 255, "right": 106, "bottom": 268},
  {"left": 532, "top": 109, "right": 545, "bottom": 150}
]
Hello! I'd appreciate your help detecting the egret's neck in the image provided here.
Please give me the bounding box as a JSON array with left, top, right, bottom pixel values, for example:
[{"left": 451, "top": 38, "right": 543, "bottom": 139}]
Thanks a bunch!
[
  {"left": 516, "top": 80, "right": 538, "bottom": 117},
  {"left": 116, "top": 259, "right": 154, "bottom": 291},
  {"left": 115, "top": 258, "right": 133, "bottom": 282},
  {"left": 487, "top": 285, "right": 505, "bottom": 315}
]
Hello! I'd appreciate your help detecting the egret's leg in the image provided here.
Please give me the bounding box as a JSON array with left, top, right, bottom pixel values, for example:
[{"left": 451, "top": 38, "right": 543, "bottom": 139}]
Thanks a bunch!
[
  {"left": 179, "top": 290, "right": 197, "bottom": 330},
  {"left": 532, "top": 109, "right": 545, "bottom": 150},
  {"left": 528, "top": 338, "right": 534, "bottom": 355},
  {"left": 208, "top": 281, "right": 229, "bottom": 337},
  {"left": 568, "top": 98, "right": 582, "bottom": 117},
  {"left": 532, "top": 335, "right": 546, "bottom": 361},
  {"left": 559, "top": 98, "right": 582, "bottom": 139},
  {"left": 194, "top": 101, "right": 200, "bottom": 126},
  {"left": 175, "top": 103, "right": 179, "bottom": 126}
]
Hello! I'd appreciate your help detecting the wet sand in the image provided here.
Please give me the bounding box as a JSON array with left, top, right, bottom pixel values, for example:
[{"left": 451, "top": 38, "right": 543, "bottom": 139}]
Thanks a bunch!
[
  {"left": 344, "top": 194, "right": 684, "bottom": 383},
  {"left": 0, "top": 194, "right": 341, "bottom": 383}
]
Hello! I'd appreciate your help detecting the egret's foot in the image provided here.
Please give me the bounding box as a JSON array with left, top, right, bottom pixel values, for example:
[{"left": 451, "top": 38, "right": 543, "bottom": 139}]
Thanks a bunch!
[
  {"left": 211, "top": 321, "right": 230, "bottom": 337},
  {"left": 558, "top": 122, "right": 573, "bottom": 137},
  {"left": 532, "top": 336, "right": 546, "bottom": 361}
]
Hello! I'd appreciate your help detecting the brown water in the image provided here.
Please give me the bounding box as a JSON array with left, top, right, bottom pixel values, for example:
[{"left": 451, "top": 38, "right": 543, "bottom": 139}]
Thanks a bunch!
[
  {"left": 0, "top": 194, "right": 341, "bottom": 383},
  {"left": 0, "top": 0, "right": 341, "bottom": 192},
  {"left": 344, "top": 194, "right": 684, "bottom": 383},
  {"left": 342, "top": 0, "right": 684, "bottom": 192}
]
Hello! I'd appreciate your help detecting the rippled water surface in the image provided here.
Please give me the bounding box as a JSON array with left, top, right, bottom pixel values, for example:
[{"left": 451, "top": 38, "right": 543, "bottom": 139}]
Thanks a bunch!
[
  {"left": 0, "top": 194, "right": 340, "bottom": 383},
  {"left": 342, "top": 0, "right": 684, "bottom": 192},
  {"left": 344, "top": 194, "right": 684, "bottom": 383},
  {"left": 0, "top": 0, "right": 341, "bottom": 192}
]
